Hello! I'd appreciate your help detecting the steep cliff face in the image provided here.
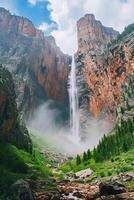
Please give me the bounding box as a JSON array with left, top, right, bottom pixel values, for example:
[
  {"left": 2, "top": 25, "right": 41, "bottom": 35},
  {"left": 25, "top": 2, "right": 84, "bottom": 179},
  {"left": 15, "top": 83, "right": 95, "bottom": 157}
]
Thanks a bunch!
[
  {"left": 76, "top": 14, "right": 134, "bottom": 121},
  {"left": 37, "top": 36, "right": 69, "bottom": 102},
  {"left": 0, "top": 7, "right": 70, "bottom": 120},
  {"left": 77, "top": 14, "right": 118, "bottom": 54},
  {"left": 0, "top": 7, "right": 43, "bottom": 38},
  {"left": 0, "top": 65, "right": 32, "bottom": 152}
]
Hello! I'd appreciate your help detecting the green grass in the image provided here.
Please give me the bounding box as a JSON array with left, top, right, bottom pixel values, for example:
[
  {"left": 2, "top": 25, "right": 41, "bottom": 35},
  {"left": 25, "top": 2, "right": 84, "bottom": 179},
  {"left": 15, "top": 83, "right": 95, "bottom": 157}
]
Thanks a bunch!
[
  {"left": 59, "top": 147, "right": 134, "bottom": 180},
  {"left": 31, "top": 132, "right": 56, "bottom": 167},
  {"left": 0, "top": 137, "right": 56, "bottom": 199}
]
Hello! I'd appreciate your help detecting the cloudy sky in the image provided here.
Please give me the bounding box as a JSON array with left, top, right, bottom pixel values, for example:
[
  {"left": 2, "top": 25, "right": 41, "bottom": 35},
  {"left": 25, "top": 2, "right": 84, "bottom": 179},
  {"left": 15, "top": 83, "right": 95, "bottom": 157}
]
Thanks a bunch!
[{"left": 0, "top": 0, "right": 134, "bottom": 54}]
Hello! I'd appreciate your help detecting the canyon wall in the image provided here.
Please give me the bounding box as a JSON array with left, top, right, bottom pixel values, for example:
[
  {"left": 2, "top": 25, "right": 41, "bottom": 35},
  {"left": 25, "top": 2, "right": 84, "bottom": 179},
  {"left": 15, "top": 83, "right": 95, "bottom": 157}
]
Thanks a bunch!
[
  {"left": 0, "top": 7, "right": 70, "bottom": 120},
  {"left": 76, "top": 14, "right": 134, "bottom": 122}
]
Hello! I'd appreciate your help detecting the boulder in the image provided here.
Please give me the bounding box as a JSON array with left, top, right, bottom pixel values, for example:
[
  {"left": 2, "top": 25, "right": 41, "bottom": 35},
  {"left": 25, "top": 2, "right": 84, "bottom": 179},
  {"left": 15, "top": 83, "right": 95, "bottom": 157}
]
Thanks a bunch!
[
  {"left": 99, "top": 181, "right": 126, "bottom": 196},
  {"left": 115, "top": 192, "right": 134, "bottom": 200},
  {"left": 12, "top": 179, "right": 34, "bottom": 200},
  {"left": 75, "top": 168, "right": 93, "bottom": 179}
]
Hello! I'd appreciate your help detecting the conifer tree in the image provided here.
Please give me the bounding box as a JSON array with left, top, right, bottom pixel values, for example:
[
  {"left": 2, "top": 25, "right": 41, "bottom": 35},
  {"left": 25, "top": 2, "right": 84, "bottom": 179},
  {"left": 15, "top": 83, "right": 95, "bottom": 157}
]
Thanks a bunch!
[
  {"left": 87, "top": 149, "right": 92, "bottom": 160},
  {"left": 76, "top": 154, "right": 81, "bottom": 165},
  {"left": 83, "top": 151, "right": 87, "bottom": 162}
]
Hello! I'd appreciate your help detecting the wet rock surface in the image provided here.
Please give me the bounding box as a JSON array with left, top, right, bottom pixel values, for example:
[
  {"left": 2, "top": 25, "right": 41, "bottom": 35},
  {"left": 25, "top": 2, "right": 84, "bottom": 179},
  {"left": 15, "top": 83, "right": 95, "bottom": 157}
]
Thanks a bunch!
[
  {"left": 58, "top": 172, "right": 134, "bottom": 200},
  {"left": 59, "top": 182, "right": 99, "bottom": 200}
]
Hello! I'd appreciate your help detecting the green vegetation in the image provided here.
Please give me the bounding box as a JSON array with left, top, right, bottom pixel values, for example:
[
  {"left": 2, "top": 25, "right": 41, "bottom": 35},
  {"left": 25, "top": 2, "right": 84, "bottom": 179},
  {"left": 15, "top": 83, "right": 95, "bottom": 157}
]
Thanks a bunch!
[
  {"left": 59, "top": 147, "right": 134, "bottom": 181},
  {"left": 76, "top": 154, "right": 81, "bottom": 165},
  {"left": 0, "top": 65, "right": 32, "bottom": 153},
  {"left": 108, "top": 23, "right": 134, "bottom": 47},
  {"left": 60, "top": 75, "right": 134, "bottom": 186},
  {"left": 76, "top": 77, "right": 134, "bottom": 163},
  {"left": 92, "top": 117, "right": 134, "bottom": 162},
  {"left": 117, "top": 23, "right": 134, "bottom": 41},
  {"left": 0, "top": 138, "right": 56, "bottom": 200}
]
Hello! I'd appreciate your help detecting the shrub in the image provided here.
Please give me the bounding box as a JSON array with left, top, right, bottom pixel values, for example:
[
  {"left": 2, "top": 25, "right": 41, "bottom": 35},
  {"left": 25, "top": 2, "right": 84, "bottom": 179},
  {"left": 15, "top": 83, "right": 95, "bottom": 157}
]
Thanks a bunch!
[{"left": 100, "top": 171, "right": 105, "bottom": 177}]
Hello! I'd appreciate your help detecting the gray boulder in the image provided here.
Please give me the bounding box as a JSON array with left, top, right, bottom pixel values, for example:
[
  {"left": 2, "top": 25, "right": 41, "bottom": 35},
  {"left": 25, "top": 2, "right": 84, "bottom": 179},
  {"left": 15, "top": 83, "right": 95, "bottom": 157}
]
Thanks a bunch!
[
  {"left": 99, "top": 181, "right": 126, "bottom": 196},
  {"left": 12, "top": 179, "right": 34, "bottom": 200}
]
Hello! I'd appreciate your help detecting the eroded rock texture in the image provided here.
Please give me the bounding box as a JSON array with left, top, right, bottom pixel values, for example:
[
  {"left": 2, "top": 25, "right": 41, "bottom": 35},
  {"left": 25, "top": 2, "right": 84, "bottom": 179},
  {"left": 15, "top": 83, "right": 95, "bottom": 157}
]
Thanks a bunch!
[
  {"left": 0, "top": 7, "right": 70, "bottom": 120},
  {"left": 76, "top": 14, "right": 134, "bottom": 121}
]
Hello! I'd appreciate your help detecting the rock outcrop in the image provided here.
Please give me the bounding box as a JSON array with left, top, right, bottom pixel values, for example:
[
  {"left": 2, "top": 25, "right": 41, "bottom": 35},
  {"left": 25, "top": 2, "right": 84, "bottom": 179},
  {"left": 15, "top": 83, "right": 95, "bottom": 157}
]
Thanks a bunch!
[
  {"left": 0, "top": 65, "right": 32, "bottom": 152},
  {"left": 76, "top": 14, "right": 134, "bottom": 121},
  {"left": 77, "top": 14, "right": 118, "bottom": 54},
  {"left": 0, "top": 7, "right": 70, "bottom": 120}
]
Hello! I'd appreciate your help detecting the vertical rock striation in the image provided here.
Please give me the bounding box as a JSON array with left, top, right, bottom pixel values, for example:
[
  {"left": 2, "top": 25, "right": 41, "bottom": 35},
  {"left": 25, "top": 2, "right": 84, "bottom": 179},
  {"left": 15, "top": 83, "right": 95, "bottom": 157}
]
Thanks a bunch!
[
  {"left": 76, "top": 14, "right": 134, "bottom": 121},
  {"left": 0, "top": 7, "right": 70, "bottom": 120}
]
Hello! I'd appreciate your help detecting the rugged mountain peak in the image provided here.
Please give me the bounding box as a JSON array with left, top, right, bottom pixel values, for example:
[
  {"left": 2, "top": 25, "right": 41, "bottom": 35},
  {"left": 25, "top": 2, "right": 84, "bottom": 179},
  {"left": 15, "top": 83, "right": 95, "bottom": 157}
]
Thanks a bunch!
[
  {"left": 0, "top": 7, "right": 70, "bottom": 120},
  {"left": 0, "top": 7, "right": 43, "bottom": 38},
  {"left": 77, "top": 14, "right": 119, "bottom": 53},
  {"left": 76, "top": 14, "right": 134, "bottom": 122}
]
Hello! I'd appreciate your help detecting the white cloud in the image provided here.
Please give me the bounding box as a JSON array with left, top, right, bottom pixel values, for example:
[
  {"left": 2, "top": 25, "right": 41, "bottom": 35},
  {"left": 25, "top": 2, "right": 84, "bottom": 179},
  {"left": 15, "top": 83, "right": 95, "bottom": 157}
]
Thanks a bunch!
[
  {"left": 28, "top": 0, "right": 37, "bottom": 5},
  {"left": 46, "top": 0, "right": 134, "bottom": 55},
  {"left": 0, "top": 0, "right": 18, "bottom": 14},
  {"left": 38, "top": 21, "right": 57, "bottom": 34},
  {"left": 27, "top": 0, "right": 134, "bottom": 55},
  {"left": 28, "top": 0, "right": 46, "bottom": 6}
]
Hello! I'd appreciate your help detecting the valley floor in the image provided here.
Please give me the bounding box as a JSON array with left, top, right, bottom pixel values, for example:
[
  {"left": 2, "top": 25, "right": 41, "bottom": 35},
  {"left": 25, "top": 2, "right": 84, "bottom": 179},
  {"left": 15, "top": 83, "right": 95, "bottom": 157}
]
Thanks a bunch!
[{"left": 0, "top": 131, "right": 134, "bottom": 200}]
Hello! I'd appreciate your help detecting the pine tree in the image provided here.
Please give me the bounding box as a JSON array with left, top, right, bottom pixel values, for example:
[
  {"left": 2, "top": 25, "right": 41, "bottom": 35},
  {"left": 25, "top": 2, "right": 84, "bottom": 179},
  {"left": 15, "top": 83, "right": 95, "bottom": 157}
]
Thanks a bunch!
[
  {"left": 83, "top": 151, "right": 87, "bottom": 162},
  {"left": 87, "top": 149, "right": 92, "bottom": 160},
  {"left": 76, "top": 154, "right": 81, "bottom": 165}
]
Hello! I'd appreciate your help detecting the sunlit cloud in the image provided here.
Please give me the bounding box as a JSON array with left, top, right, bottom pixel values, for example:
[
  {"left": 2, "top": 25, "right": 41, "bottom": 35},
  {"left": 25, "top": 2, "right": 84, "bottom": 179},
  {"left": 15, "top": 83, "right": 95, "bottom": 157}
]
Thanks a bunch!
[
  {"left": 38, "top": 21, "right": 57, "bottom": 35},
  {"left": 0, "top": 0, "right": 18, "bottom": 14},
  {"left": 46, "top": 0, "right": 134, "bottom": 55},
  {"left": 16, "top": 0, "right": 134, "bottom": 55}
]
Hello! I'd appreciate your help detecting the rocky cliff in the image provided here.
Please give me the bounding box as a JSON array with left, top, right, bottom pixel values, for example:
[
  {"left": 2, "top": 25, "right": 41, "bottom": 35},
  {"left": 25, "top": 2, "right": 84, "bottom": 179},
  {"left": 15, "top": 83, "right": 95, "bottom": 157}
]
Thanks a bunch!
[
  {"left": 0, "top": 7, "right": 70, "bottom": 120},
  {"left": 76, "top": 14, "right": 134, "bottom": 122},
  {"left": 0, "top": 65, "right": 32, "bottom": 152},
  {"left": 77, "top": 14, "right": 118, "bottom": 54}
]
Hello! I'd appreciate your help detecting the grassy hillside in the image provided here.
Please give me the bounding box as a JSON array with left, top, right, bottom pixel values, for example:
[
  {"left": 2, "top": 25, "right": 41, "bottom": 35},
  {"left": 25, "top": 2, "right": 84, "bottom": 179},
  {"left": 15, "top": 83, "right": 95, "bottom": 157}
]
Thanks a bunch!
[
  {"left": 59, "top": 147, "right": 134, "bottom": 189},
  {"left": 0, "top": 138, "right": 57, "bottom": 200}
]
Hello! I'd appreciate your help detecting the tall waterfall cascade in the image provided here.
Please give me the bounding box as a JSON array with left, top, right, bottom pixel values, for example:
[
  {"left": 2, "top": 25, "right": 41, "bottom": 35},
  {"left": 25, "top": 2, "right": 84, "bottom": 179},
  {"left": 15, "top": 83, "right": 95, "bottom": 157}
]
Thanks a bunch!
[{"left": 68, "top": 56, "right": 80, "bottom": 143}]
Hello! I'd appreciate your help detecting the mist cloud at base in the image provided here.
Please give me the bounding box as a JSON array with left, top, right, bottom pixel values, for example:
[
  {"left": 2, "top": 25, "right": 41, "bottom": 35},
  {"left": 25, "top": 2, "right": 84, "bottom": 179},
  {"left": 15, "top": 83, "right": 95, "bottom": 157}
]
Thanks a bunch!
[{"left": 28, "top": 100, "right": 113, "bottom": 155}]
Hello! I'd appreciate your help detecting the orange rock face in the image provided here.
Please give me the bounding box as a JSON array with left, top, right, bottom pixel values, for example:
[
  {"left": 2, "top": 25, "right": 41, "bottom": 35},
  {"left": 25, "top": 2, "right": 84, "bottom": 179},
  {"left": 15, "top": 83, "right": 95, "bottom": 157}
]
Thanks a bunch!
[
  {"left": 0, "top": 7, "right": 43, "bottom": 38},
  {"left": 17, "top": 18, "right": 42, "bottom": 38},
  {"left": 37, "top": 37, "right": 69, "bottom": 101},
  {"left": 0, "top": 7, "right": 70, "bottom": 118},
  {"left": 84, "top": 43, "right": 134, "bottom": 118},
  {"left": 77, "top": 14, "right": 134, "bottom": 118},
  {"left": 77, "top": 14, "right": 118, "bottom": 54}
]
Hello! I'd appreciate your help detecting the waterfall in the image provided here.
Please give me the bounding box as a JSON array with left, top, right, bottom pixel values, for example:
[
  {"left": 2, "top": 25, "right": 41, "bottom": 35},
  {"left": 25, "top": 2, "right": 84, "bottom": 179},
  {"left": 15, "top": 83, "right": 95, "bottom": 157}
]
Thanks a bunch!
[{"left": 69, "top": 56, "right": 80, "bottom": 143}]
